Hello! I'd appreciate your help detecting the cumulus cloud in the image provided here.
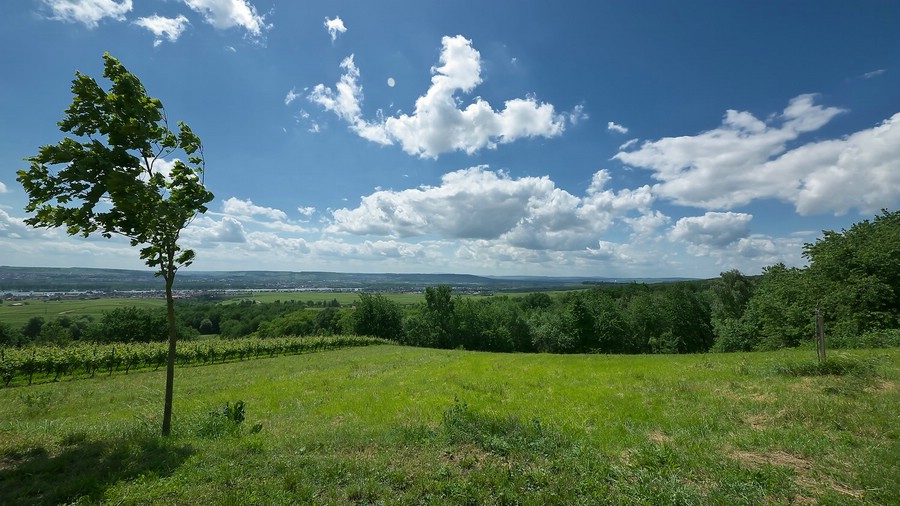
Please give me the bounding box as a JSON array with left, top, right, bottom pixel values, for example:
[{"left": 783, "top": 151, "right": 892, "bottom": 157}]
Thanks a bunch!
[
  {"left": 0, "top": 181, "right": 8, "bottom": 193},
  {"left": 221, "top": 197, "right": 288, "bottom": 221},
  {"left": 310, "top": 239, "right": 426, "bottom": 261},
  {"left": 624, "top": 210, "right": 670, "bottom": 239},
  {"left": 297, "top": 206, "right": 316, "bottom": 217},
  {"left": 669, "top": 212, "right": 753, "bottom": 250},
  {"left": 612, "top": 94, "right": 892, "bottom": 212},
  {"left": 41, "top": 0, "right": 132, "bottom": 28},
  {"left": 133, "top": 158, "right": 180, "bottom": 184},
  {"left": 771, "top": 112, "right": 900, "bottom": 215},
  {"left": 182, "top": 0, "right": 269, "bottom": 38},
  {"left": 191, "top": 216, "right": 247, "bottom": 243},
  {"left": 329, "top": 166, "right": 653, "bottom": 252},
  {"left": 607, "top": 121, "right": 629, "bottom": 134},
  {"left": 307, "top": 35, "right": 566, "bottom": 158},
  {"left": 183, "top": 215, "right": 312, "bottom": 257},
  {"left": 324, "top": 16, "right": 346, "bottom": 42},
  {"left": 685, "top": 231, "right": 808, "bottom": 274},
  {"left": 134, "top": 14, "right": 190, "bottom": 46},
  {"left": 0, "top": 209, "right": 33, "bottom": 239},
  {"left": 309, "top": 55, "right": 368, "bottom": 125},
  {"left": 215, "top": 197, "right": 317, "bottom": 235}
]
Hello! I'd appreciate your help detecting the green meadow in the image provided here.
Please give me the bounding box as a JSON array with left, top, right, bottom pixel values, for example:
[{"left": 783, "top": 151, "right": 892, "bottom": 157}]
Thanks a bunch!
[
  {"left": 225, "top": 291, "right": 426, "bottom": 306},
  {"left": 0, "top": 292, "right": 426, "bottom": 328},
  {"left": 1, "top": 345, "right": 897, "bottom": 504},
  {"left": 0, "top": 298, "right": 166, "bottom": 327}
]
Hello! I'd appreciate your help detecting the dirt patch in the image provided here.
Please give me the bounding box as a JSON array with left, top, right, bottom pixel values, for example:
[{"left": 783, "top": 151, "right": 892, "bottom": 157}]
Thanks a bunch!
[
  {"left": 730, "top": 450, "right": 864, "bottom": 501},
  {"left": 647, "top": 431, "right": 671, "bottom": 444},
  {"left": 792, "top": 493, "right": 817, "bottom": 505},
  {"left": 745, "top": 392, "right": 775, "bottom": 402},
  {"left": 788, "top": 377, "right": 820, "bottom": 393},
  {"left": 732, "top": 450, "right": 812, "bottom": 471},
  {"left": 867, "top": 379, "right": 899, "bottom": 393},
  {"left": 745, "top": 413, "right": 771, "bottom": 431}
]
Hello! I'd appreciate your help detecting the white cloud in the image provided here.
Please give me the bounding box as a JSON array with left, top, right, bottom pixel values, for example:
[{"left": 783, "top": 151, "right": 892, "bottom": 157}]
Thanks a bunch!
[
  {"left": 221, "top": 197, "right": 288, "bottom": 221},
  {"left": 614, "top": 94, "right": 869, "bottom": 212},
  {"left": 329, "top": 166, "right": 653, "bottom": 252},
  {"left": 184, "top": 215, "right": 316, "bottom": 252},
  {"left": 190, "top": 216, "right": 247, "bottom": 244},
  {"left": 771, "top": 112, "right": 900, "bottom": 215},
  {"left": 215, "top": 197, "right": 317, "bottom": 234},
  {"left": 670, "top": 212, "right": 753, "bottom": 250},
  {"left": 311, "top": 239, "right": 426, "bottom": 261},
  {"left": 134, "top": 14, "right": 190, "bottom": 46},
  {"left": 324, "top": 16, "right": 346, "bottom": 42},
  {"left": 624, "top": 210, "right": 670, "bottom": 239},
  {"left": 862, "top": 69, "right": 886, "bottom": 79},
  {"left": 307, "top": 35, "right": 566, "bottom": 158},
  {"left": 134, "top": 158, "right": 179, "bottom": 184},
  {"left": 297, "top": 206, "right": 316, "bottom": 217},
  {"left": 682, "top": 231, "right": 808, "bottom": 274},
  {"left": 42, "top": 0, "right": 132, "bottom": 28},
  {"left": 569, "top": 104, "right": 589, "bottom": 125},
  {"left": 0, "top": 209, "right": 34, "bottom": 239},
  {"left": 284, "top": 88, "right": 300, "bottom": 106},
  {"left": 181, "top": 0, "right": 269, "bottom": 38},
  {"left": 309, "top": 55, "right": 367, "bottom": 125},
  {"left": 0, "top": 182, "right": 8, "bottom": 193},
  {"left": 618, "top": 138, "right": 639, "bottom": 150},
  {"left": 607, "top": 121, "right": 629, "bottom": 134}
]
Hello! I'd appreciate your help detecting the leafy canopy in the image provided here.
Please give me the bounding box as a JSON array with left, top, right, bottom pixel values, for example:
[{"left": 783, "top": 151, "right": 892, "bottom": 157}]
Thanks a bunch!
[
  {"left": 17, "top": 53, "right": 213, "bottom": 276},
  {"left": 803, "top": 209, "right": 900, "bottom": 335}
]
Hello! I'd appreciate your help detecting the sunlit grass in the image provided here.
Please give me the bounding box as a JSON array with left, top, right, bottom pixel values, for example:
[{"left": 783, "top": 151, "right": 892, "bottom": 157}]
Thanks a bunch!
[
  {"left": 0, "top": 298, "right": 166, "bottom": 327},
  {"left": 1, "top": 346, "right": 897, "bottom": 504}
]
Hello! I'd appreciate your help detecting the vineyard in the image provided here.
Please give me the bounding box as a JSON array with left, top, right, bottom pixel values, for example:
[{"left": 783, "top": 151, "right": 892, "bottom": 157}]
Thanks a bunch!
[{"left": 0, "top": 335, "right": 390, "bottom": 387}]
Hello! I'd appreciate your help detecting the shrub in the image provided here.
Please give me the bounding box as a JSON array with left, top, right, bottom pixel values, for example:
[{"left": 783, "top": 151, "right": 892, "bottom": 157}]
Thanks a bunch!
[
  {"left": 828, "top": 328, "right": 900, "bottom": 349},
  {"left": 711, "top": 318, "right": 757, "bottom": 352}
]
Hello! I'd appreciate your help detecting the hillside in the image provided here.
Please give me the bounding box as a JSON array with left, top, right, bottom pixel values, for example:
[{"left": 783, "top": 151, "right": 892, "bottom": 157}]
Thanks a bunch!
[
  {"left": 1, "top": 345, "right": 897, "bottom": 504},
  {"left": 0, "top": 266, "right": 694, "bottom": 293}
]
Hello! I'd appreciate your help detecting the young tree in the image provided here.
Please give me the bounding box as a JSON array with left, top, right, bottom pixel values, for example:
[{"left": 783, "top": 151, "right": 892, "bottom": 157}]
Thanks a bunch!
[
  {"left": 424, "top": 285, "right": 456, "bottom": 348},
  {"left": 16, "top": 53, "right": 214, "bottom": 436}
]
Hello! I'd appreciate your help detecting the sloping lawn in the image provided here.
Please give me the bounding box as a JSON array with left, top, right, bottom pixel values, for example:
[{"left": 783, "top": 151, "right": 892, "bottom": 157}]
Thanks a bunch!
[{"left": 1, "top": 345, "right": 897, "bottom": 504}]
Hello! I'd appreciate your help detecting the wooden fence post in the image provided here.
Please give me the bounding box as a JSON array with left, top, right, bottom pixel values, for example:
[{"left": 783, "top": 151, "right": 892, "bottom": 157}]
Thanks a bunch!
[{"left": 815, "top": 303, "right": 826, "bottom": 364}]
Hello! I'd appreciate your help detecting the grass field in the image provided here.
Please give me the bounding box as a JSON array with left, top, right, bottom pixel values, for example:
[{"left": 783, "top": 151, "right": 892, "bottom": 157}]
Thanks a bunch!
[
  {"left": 1, "top": 346, "right": 897, "bottom": 504},
  {"left": 0, "top": 290, "right": 499, "bottom": 327},
  {"left": 223, "top": 291, "right": 427, "bottom": 306},
  {"left": 0, "top": 292, "right": 423, "bottom": 328},
  {"left": 0, "top": 298, "right": 166, "bottom": 327}
]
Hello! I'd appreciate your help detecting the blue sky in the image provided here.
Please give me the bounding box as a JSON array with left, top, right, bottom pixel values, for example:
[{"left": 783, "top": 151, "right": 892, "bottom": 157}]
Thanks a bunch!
[{"left": 1, "top": 0, "right": 898, "bottom": 278}]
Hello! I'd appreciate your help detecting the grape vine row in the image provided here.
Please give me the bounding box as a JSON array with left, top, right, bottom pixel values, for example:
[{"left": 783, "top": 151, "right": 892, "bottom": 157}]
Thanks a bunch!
[{"left": 0, "top": 336, "right": 390, "bottom": 387}]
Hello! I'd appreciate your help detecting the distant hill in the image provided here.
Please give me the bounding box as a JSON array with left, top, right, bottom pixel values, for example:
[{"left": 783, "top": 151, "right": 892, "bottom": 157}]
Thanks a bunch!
[{"left": 0, "top": 266, "right": 695, "bottom": 293}]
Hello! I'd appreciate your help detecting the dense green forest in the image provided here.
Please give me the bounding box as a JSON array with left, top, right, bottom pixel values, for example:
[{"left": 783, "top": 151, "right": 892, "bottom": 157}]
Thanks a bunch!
[{"left": 3, "top": 210, "right": 898, "bottom": 353}]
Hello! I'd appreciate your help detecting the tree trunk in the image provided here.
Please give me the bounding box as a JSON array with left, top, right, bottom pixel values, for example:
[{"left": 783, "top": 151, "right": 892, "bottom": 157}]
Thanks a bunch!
[{"left": 161, "top": 269, "right": 177, "bottom": 436}]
